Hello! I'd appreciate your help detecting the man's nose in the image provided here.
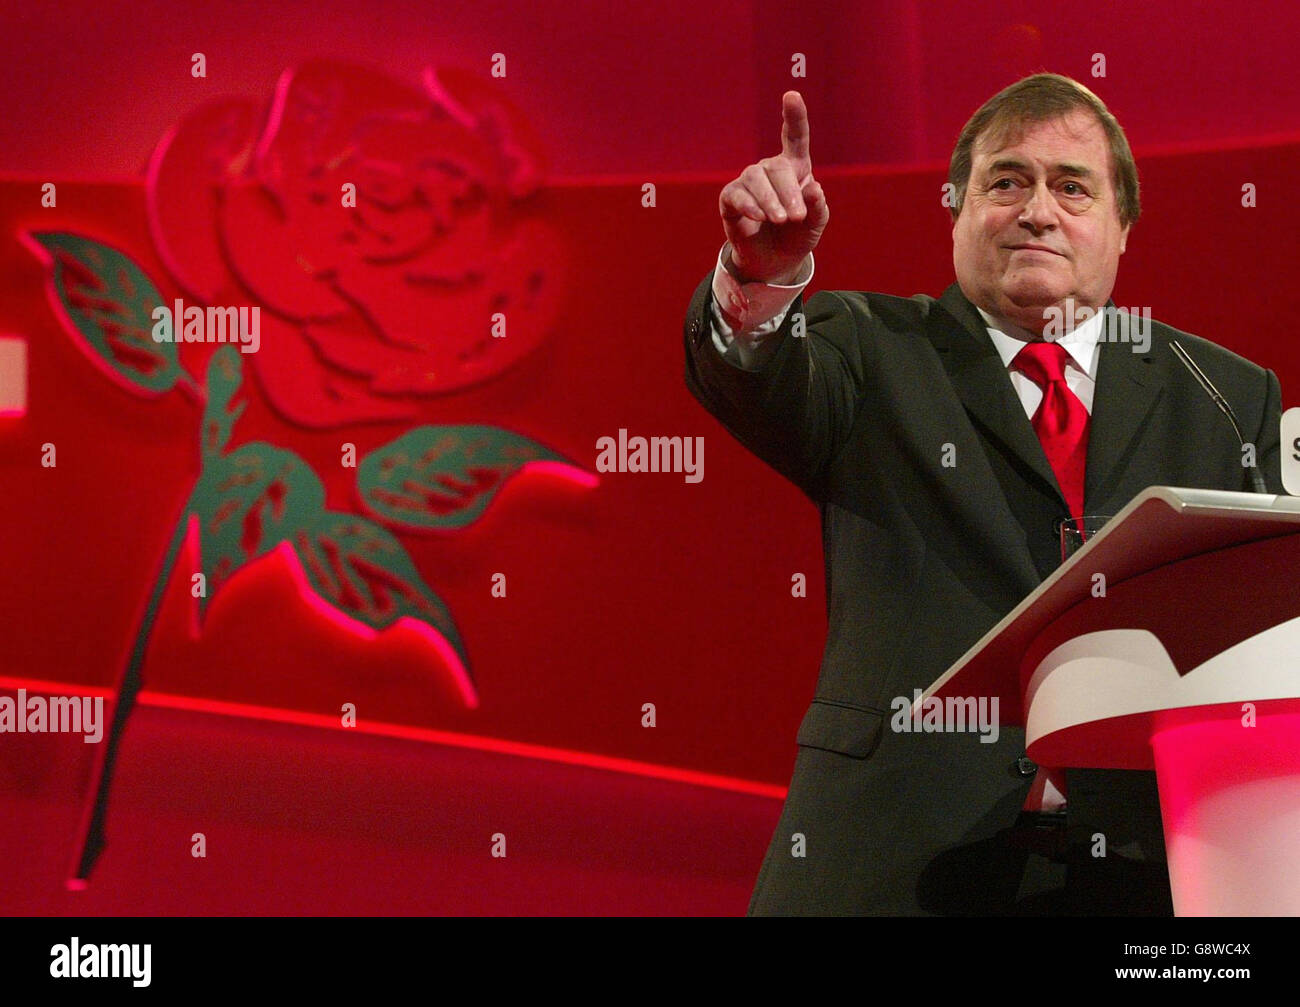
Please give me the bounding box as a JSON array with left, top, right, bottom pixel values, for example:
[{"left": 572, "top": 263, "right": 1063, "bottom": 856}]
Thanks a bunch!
[{"left": 1018, "top": 182, "right": 1058, "bottom": 231}]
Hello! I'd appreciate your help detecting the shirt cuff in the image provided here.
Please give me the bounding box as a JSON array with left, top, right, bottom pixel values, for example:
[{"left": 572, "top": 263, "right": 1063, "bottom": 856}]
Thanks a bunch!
[
  {"left": 708, "top": 245, "right": 813, "bottom": 368},
  {"left": 711, "top": 243, "right": 814, "bottom": 332}
]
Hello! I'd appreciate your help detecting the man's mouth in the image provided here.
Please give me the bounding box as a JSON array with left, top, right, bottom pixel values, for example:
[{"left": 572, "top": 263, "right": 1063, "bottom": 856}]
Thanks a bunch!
[{"left": 1006, "top": 244, "right": 1063, "bottom": 256}]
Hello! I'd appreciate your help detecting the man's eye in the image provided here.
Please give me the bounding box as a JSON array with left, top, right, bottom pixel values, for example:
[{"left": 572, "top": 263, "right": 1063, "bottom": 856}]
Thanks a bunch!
[
  {"left": 991, "top": 178, "right": 1015, "bottom": 190},
  {"left": 1061, "top": 181, "right": 1088, "bottom": 195}
]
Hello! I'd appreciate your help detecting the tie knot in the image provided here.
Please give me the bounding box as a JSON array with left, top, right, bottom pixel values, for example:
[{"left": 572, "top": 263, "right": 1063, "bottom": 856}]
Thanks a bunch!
[{"left": 1014, "top": 339, "right": 1070, "bottom": 387}]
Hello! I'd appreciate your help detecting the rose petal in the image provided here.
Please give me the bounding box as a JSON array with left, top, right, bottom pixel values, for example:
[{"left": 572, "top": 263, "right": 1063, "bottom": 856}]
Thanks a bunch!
[
  {"left": 219, "top": 179, "right": 351, "bottom": 320},
  {"left": 251, "top": 310, "right": 415, "bottom": 427},
  {"left": 425, "top": 66, "right": 549, "bottom": 198},
  {"left": 146, "top": 98, "right": 262, "bottom": 303}
]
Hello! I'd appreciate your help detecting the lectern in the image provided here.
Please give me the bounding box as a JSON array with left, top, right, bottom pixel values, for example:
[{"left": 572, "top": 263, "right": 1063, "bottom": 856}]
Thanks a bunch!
[{"left": 923, "top": 486, "right": 1300, "bottom": 916}]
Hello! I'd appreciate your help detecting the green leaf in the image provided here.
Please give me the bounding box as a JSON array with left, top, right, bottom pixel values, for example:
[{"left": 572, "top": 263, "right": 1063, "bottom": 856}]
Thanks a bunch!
[
  {"left": 288, "top": 511, "right": 468, "bottom": 668},
  {"left": 188, "top": 442, "right": 326, "bottom": 617},
  {"left": 187, "top": 441, "right": 469, "bottom": 677},
  {"left": 202, "top": 346, "right": 246, "bottom": 457},
  {"left": 27, "top": 231, "right": 187, "bottom": 395},
  {"left": 357, "top": 424, "right": 578, "bottom": 531}
]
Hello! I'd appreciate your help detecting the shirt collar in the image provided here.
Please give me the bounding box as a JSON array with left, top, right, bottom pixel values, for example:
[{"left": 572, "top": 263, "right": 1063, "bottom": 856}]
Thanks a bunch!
[{"left": 976, "top": 304, "right": 1105, "bottom": 378}]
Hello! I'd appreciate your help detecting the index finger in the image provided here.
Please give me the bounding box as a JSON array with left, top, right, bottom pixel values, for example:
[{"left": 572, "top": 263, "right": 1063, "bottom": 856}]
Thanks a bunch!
[{"left": 781, "top": 91, "right": 811, "bottom": 165}]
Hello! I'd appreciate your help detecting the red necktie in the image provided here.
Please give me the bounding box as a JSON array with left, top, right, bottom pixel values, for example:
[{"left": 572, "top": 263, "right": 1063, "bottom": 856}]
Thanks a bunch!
[{"left": 1013, "top": 341, "right": 1090, "bottom": 521}]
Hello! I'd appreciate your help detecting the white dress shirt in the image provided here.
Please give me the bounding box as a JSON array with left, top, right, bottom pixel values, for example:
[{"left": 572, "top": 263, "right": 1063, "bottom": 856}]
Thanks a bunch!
[{"left": 977, "top": 307, "right": 1102, "bottom": 416}]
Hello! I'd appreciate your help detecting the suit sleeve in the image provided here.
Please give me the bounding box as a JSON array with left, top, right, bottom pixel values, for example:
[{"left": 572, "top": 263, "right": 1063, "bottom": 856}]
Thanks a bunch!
[
  {"left": 682, "top": 271, "right": 872, "bottom": 503},
  {"left": 1253, "top": 367, "right": 1285, "bottom": 494}
]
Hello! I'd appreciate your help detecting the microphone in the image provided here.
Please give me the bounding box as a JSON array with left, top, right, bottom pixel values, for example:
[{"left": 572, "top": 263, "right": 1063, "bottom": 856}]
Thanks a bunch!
[{"left": 1170, "top": 339, "right": 1268, "bottom": 494}]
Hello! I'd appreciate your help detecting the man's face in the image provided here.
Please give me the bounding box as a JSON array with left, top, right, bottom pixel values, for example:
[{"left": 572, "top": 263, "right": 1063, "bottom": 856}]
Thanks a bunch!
[{"left": 952, "top": 108, "right": 1130, "bottom": 334}]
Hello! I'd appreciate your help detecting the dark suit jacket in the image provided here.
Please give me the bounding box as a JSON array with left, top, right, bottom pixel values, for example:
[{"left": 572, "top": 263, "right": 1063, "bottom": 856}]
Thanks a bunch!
[{"left": 683, "top": 274, "right": 1284, "bottom": 915}]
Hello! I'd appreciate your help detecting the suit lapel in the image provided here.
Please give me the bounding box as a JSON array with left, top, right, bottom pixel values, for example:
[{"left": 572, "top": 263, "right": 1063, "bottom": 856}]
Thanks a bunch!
[
  {"left": 933, "top": 289, "right": 1166, "bottom": 515},
  {"left": 1083, "top": 308, "right": 1164, "bottom": 508},
  {"left": 933, "top": 284, "right": 1063, "bottom": 502}
]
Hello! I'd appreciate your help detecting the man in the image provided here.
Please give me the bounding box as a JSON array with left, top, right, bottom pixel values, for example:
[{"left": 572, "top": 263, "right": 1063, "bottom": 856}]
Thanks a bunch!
[{"left": 683, "top": 73, "right": 1283, "bottom": 915}]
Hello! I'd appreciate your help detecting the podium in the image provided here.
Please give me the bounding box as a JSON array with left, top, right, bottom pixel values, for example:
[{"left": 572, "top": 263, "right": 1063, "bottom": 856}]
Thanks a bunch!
[{"left": 923, "top": 486, "right": 1300, "bottom": 916}]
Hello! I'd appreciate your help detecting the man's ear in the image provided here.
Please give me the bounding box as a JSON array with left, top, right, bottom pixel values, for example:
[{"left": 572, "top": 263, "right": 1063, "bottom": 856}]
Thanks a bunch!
[{"left": 1119, "top": 223, "right": 1130, "bottom": 255}]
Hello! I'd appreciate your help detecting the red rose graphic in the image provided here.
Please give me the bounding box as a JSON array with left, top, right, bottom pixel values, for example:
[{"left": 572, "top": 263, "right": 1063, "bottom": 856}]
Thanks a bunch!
[{"left": 147, "top": 60, "right": 566, "bottom": 427}]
